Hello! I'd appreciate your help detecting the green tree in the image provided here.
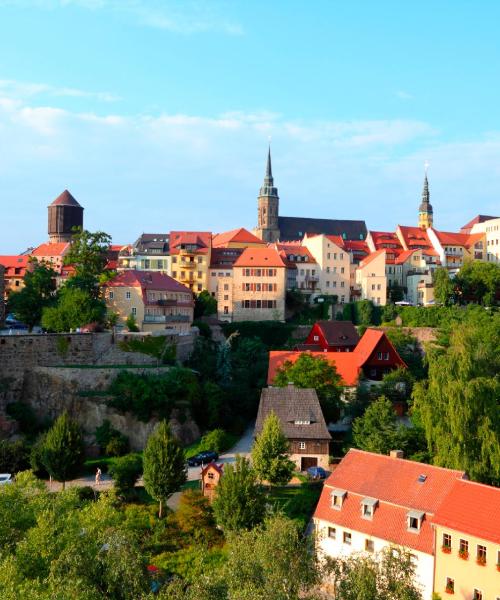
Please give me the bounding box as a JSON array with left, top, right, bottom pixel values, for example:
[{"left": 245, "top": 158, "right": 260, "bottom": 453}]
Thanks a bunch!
[
  {"left": 329, "top": 547, "right": 423, "bottom": 600},
  {"left": 175, "top": 489, "right": 222, "bottom": 545},
  {"left": 352, "top": 396, "right": 401, "bottom": 455},
  {"left": 143, "top": 421, "right": 187, "bottom": 517},
  {"left": 354, "top": 299, "right": 375, "bottom": 326},
  {"left": 125, "top": 313, "right": 139, "bottom": 332},
  {"left": 63, "top": 228, "right": 112, "bottom": 297},
  {"left": 454, "top": 260, "right": 500, "bottom": 305},
  {"left": 41, "top": 287, "right": 106, "bottom": 332},
  {"left": 8, "top": 260, "right": 57, "bottom": 331},
  {"left": 252, "top": 413, "right": 295, "bottom": 487},
  {"left": 273, "top": 352, "right": 342, "bottom": 422},
  {"left": 212, "top": 456, "right": 265, "bottom": 532},
  {"left": 433, "top": 267, "right": 455, "bottom": 306},
  {"left": 412, "top": 312, "right": 500, "bottom": 483},
  {"left": 41, "top": 413, "right": 85, "bottom": 489},
  {"left": 108, "top": 454, "right": 142, "bottom": 497},
  {"left": 194, "top": 290, "right": 217, "bottom": 318}
]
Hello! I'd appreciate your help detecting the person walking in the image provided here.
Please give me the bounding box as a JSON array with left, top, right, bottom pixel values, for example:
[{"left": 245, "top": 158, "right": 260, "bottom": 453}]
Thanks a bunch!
[{"left": 95, "top": 467, "right": 102, "bottom": 486}]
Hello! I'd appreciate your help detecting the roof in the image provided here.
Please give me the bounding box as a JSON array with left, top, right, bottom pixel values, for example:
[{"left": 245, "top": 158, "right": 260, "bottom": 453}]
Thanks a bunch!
[
  {"left": 325, "top": 234, "right": 347, "bottom": 248},
  {"left": 314, "top": 449, "right": 465, "bottom": 554},
  {"left": 201, "top": 462, "right": 224, "bottom": 476},
  {"left": 234, "top": 246, "right": 286, "bottom": 268},
  {"left": 268, "top": 328, "right": 406, "bottom": 385},
  {"left": 0, "top": 255, "right": 30, "bottom": 269},
  {"left": 255, "top": 386, "right": 331, "bottom": 440},
  {"left": 275, "top": 243, "right": 316, "bottom": 264},
  {"left": 209, "top": 247, "right": 244, "bottom": 269},
  {"left": 394, "top": 249, "right": 416, "bottom": 264},
  {"left": 169, "top": 231, "right": 211, "bottom": 254},
  {"left": 370, "top": 231, "right": 403, "bottom": 249},
  {"left": 313, "top": 321, "right": 359, "bottom": 347},
  {"left": 133, "top": 233, "right": 170, "bottom": 254},
  {"left": 359, "top": 249, "right": 385, "bottom": 268},
  {"left": 278, "top": 216, "right": 367, "bottom": 241},
  {"left": 104, "top": 269, "right": 192, "bottom": 295},
  {"left": 212, "top": 227, "right": 265, "bottom": 248},
  {"left": 31, "top": 242, "right": 70, "bottom": 257},
  {"left": 268, "top": 350, "right": 361, "bottom": 387},
  {"left": 432, "top": 479, "right": 500, "bottom": 544},
  {"left": 49, "top": 189, "right": 82, "bottom": 208},
  {"left": 397, "top": 226, "right": 439, "bottom": 257},
  {"left": 460, "top": 214, "right": 498, "bottom": 233}
]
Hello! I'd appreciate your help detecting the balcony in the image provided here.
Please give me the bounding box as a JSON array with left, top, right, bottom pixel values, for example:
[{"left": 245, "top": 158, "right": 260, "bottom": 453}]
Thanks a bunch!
[
  {"left": 143, "top": 314, "right": 191, "bottom": 323},
  {"left": 180, "top": 261, "right": 196, "bottom": 269},
  {"left": 146, "top": 299, "right": 179, "bottom": 307}
]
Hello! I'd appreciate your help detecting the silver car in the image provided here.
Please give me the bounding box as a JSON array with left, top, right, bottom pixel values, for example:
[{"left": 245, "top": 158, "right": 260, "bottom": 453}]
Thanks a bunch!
[{"left": 0, "top": 473, "right": 12, "bottom": 485}]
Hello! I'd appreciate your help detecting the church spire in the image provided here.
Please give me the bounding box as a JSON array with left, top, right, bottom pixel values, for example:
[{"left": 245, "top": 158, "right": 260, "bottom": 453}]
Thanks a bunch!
[
  {"left": 255, "top": 145, "right": 280, "bottom": 242},
  {"left": 264, "top": 145, "right": 273, "bottom": 184},
  {"left": 418, "top": 163, "right": 433, "bottom": 229}
]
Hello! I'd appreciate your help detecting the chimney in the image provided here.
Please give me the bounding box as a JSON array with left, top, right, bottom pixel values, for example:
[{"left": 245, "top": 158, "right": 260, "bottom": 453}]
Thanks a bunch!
[{"left": 389, "top": 450, "right": 404, "bottom": 459}]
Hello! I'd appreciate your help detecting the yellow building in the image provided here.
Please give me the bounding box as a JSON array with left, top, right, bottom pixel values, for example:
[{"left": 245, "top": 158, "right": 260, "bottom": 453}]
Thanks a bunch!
[
  {"left": 169, "top": 231, "right": 211, "bottom": 293},
  {"left": 102, "top": 269, "right": 194, "bottom": 334},
  {"left": 432, "top": 479, "right": 500, "bottom": 600},
  {"left": 219, "top": 247, "right": 286, "bottom": 322}
]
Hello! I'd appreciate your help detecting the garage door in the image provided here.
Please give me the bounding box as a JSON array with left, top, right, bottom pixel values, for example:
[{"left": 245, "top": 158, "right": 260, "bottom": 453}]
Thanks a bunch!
[{"left": 301, "top": 457, "right": 318, "bottom": 471}]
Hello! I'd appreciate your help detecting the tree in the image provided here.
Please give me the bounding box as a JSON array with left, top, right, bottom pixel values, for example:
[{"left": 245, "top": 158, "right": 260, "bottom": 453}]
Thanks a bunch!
[
  {"left": 175, "top": 489, "right": 222, "bottom": 545},
  {"left": 125, "top": 313, "right": 139, "bottom": 332},
  {"left": 194, "top": 290, "right": 217, "bottom": 318},
  {"left": 412, "top": 311, "right": 500, "bottom": 483},
  {"left": 352, "top": 396, "right": 401, "bottom": 455},
  {"left": 41, "top": 286, "right": 106, "bottom": 332},
  {"left": 41, "top": 412, "right": 84, "bottom": 489},
  {"left": 454, "top": 260, "right": 500, "bottom": 305},
  {"left": 224, "top": 514, "right": 319, "bottom": 600},
  {"left": 251, "top": 413, "right": 295, "bottom": 487},
  {"left": 433, "top": 267, "right": 454, "bottom": 306},
  {"left": 212, "top": 456, "right": 265, "bottom": 532},
  {"left": 8, "top": 260, "right": 57, "bottom": 331},
  {"left": 329, "top": 547, "right": 423, "bottom": 600},
  {"left": 63, "top": 228, "right": 112, "bottom": 297},
  {"left": 143, "top": 421, "right": 187, "bottom": 517},
  {"left": 108, "top": 454, "right": 142, "bottom": 497},
  {"left": 273, "top": 353, "right": 342, "bottom": 422}
]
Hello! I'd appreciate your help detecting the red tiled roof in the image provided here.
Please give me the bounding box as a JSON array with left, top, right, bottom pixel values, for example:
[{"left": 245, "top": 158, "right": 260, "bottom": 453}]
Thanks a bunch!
[
  {"left": 0, "top": 255, "right": 30, "bottom": 269},
  {"left": 460, "top": 214, "right": 498, "bottom": 233},
  {"left": 359, "top": 249, "right": 385, "bottom": 268},
  {"left": 268, "top": 350, "right": 361, "bottom": 387},
  {"left": 103, "top": 269, "right": 191, "bottom": 294},
  {"left": 394, "top": 249, "right": 416, "bottom": 264},
  {"left": 169, "top": 231, "right": 211, "bottom": 255},
  {"left": 432, "top": 479, "right": 500, "bottom": 544},
  {"left": 49, "top": 189, "right": 82, "bottom": 207},
  {"left": 325, "top": 235, "right": 346, "bottom": 248},
  {"left": 275, "top": 244, "right": 317, "bottom": 264},
  {"left": 314, "top": 449, "right": 465, "bottom": 554},
  {"left": 234, "top": 247, "right": 286, "bottom": 268},
  {"left": 212, "top": 228, "right": 265, "bottom": 248},
  {"left": 31, "top": 242, "right": 70, "bottom": 257}
]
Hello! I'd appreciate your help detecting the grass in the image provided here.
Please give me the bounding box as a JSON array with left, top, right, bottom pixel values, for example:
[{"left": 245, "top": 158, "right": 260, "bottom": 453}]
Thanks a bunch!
[
  {"left": 267, "top": 482, "right": 322, "bottom": 527},
  {"left": 83, "top": 452, "right": 142, "bottom": 474},
  {"left": 180, "top": 479, "right": 200, "bottom": 491}
]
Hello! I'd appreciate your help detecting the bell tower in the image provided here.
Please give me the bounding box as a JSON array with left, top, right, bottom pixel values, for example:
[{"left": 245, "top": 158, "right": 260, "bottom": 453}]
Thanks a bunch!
[
  {"left": 418, "top": 166, "right": 433, "bottom": 230},
  {"left": 254, "top": 147, "right": 280, "bottom": 242}
]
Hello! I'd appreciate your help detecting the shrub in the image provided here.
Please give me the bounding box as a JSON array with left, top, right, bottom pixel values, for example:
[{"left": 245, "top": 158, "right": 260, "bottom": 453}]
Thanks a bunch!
[
  {"left": 5, "top": 402, "right": 39, "bottom": 437},
  {"left": 30, "top": 433, "right": 48, "bottom": 476},
  {"left": 126, "top": 313, "right": 139, "bottom": 332},
  {"left": 199, "top": 429, "right": 232, "bottom": 454},
  {"left": 108, "top": 454, "right": 143, "bottom": 497},
  {"left": 105, "top": 434, "right": 130, "bottom": 457},
  {"left": 0, "top": 439, "right": 29, "bottom": 473}
]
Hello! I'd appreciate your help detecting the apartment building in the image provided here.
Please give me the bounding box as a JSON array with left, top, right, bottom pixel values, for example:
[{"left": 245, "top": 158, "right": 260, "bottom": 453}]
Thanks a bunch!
[
  {"left": 169, "top": 231, "right": 211, "bottom": 293},
  {"left": 118, "top": 234, "right": 170, "bottom": 273},
  {"left": 426, "top": 229, "right": 486, "bottom": 274},
  {"left": 0, "top": 255, "right": 30, "bottom": 298},
  {"left": 274, "top": 242, "right": 318, "bottom": 292},
  {"left": 471, "top": 216, "right": 500, "bottom": 263},
  {"left": 355, "top": 249, "right": 387, "bottom": 305},
  {"left": 218, "top": 247, "right": 286, "bottom": 322}
]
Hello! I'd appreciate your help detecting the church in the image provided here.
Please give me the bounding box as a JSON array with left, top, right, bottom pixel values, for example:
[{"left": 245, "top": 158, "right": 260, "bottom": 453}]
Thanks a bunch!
[{"left": 253, "top": 148, "right": 367, "bottom": 243}]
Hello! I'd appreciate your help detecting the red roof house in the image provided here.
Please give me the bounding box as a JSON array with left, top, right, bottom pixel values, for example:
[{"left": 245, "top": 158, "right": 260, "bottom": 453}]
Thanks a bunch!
[
  {"left": 212, "top": 228, "right": 265, "bottom": 248},
  {"left": 298, "top": 320, "right": 360, "bottom": 353}
]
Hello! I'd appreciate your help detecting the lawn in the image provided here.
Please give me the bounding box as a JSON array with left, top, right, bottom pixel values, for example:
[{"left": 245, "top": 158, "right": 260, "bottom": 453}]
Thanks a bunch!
[{"left": 267, "top": 482, "right": 322, "bottom": 528}]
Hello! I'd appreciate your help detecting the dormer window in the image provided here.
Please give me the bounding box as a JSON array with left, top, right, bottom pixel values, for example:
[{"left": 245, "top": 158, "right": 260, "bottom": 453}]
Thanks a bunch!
[
  {"left": 331, "top": 488, "right": 347, "bottom": 510},
  {"left": 361, "top": 497, "right": 378, "bottom": 519},
  {"left": 407, "top": 510, "right": 425, "bottom": 532}
]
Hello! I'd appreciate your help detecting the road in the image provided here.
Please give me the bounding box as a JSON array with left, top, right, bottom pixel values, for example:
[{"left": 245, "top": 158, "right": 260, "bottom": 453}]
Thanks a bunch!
[{"left": 43, "top": 423, "right": 256, "bottom": 506}]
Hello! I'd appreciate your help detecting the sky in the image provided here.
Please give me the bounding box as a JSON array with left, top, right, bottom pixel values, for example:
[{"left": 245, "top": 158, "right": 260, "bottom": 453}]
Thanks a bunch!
[{"left": 1, "top": 0, "right": 500, "bottom": 252}]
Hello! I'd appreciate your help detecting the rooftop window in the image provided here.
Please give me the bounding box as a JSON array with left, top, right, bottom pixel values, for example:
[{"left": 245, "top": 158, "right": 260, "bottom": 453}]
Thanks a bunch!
[
  {"left": 407, "top": 510, "right": 424, "bottom": 532},
  {"left": 330, "top": 489, "right": 347, "bottom": 510},
  {"left": 361, "top": 497, "right": 378, "bottom": 520}
]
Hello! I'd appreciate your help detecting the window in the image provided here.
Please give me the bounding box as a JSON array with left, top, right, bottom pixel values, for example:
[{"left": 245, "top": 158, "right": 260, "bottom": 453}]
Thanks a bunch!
[
  {"left": 377, "top": 352, "right": 383, "bottom": 359},
  {"left": 361, "top": 498, "right": 378, "bottom": 519},
  {"left": 197, "top": 284, "right": 202, "bottom": 291},
  {"left": 328, "top": 527, "right": 336, "bottom": 539},
  {"left": 198, "top": 256, "right": 203, "bottom": 263},
  {"left": 223, "top": 295, "right": 228, "bottom": 301},
  {"left": 476, "top": 544, "right": 487, "bottom": 565},
  {"left": 365, "top": 539, "right": 374, "bottom": 552},
  {"left": 109, "top": 291, "right": 114, "bottom": 299},
  {"left": 459, "top": 539, "right": 469, "bottom": 559},
  {"left": 442, "top": 533, "right": 452, "bottom": 551},
  {"left": 197, "top": 271, "right": 202, "bottom": 279},
  {"left": 407, "top": 510, "right": 424, "bottom": 532},
  {"left": 172, "top": 256, "right": 177, "bottom": 263},
  {"left": 223, "top": 284, "right": 229, "bottom": 291},
  {"left": 299, "top": 442, "right": 306, "bottom": 450},
  {"left": 172, "top": 271, "right": 177, "bottom": 278},
  {"left": 131, "top": 307, "right": 137, "bottom": 316},
  {"left": 332, "top": 281, "right": 336, "bottom": 288},
  {"left": 341, "top": 282, "right": 345, "bottom": 288},
  {"left": 211, "top": 271, "right": 216, "bottom": 276},
  {"left": 223, "top": 306, "right": 229, "bottom": 314},
  {"left": 126, "top": 291, "right": 131, "bottom": 299},
  {"left": 473, "top": 590, "right": 482, "bottom": 600},
  {"left": 326, "top": 266, "right": 330, "bottom": 273},
  {"left": 384, "top": 352, "right": 389, "bottom": 360},
  {"left": 341, "top": 267, "right": 344, "bottom": 273},
  {"left": 343, "top": 532, "right": 352, "bottom": 545},
  {"left": 445, "top": 578, "right": 454, "bottom": 594},
  {"left": 371, "top": 284, "right": 375, "bottom": 290},
  {"left": 313, "top": 335, "right": 319, "bottom": 341},
  {"left": 326, "top": 281, "right": 330, "bottom": 288},
  {"left": 331, "top": 489, "right": 347, "bottom": 510}
]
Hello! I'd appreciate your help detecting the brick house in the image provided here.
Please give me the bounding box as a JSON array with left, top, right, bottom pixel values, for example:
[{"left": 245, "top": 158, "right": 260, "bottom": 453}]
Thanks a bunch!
[{"left": 255, "top": 385, "right": 331, "bottom": 471}]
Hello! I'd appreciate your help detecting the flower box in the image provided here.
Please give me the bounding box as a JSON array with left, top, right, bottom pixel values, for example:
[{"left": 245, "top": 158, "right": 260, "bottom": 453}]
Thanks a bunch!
[
  {"left": 476, "top": 557, "right": 486, "bottom": 566},
  {"left": 445, "top": 589, "right": 454, "bottom": 595},
  {"left": 441, "top": 545, "right": 452, "bottom": 554},
  {"left": 458, "top": 550, "right": 469, "bottom": 560},
  {"left": 497, "top": 563, "right": 500, "bottom": 572}
]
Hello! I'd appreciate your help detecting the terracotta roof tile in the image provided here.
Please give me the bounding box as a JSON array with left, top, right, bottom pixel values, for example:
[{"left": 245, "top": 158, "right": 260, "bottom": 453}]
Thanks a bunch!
[
  {"left": 31, "top": 242, "right": 70, "bottom": 257},
  {"left": 103, "top": 269, "right": 192, "bottom": 294},
  {"left": 234, "top": 247, "right": 286, "bottom": 268},
  {"left": 49, "top": 189, "right": 82, "bottom": 207},
  {"left": 212, "top": 228, "right": 265, "bottom": 247}
]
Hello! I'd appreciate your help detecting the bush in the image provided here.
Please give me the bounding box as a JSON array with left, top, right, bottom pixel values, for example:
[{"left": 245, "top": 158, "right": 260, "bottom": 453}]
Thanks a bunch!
[
  {"left": 125, "top": 313, "right": 139, "bottom": 332},
  {"left": 5, "top": 402, "right": 39, "bottom": 437},
  {"left": 0, "top": 439, "right": 29, "bottom": 473},
  {"left": 108, "top": 454, "right": 142, "bottom": 497},
  {"left": 199, "top": 429, "right": 232, "bottom": 454},
  {"left": 95, "top": 420, "right": 130, "bottom": 456},
  {"left": 105, "top": 434, "right": 130, "bottom": 457},
  {"left": 30, "top": 433, "right": 48, "bottom": 476}
]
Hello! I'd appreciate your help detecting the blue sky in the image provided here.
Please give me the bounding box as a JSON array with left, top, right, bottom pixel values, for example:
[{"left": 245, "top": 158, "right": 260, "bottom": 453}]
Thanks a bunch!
[{"left": 1, "top": 0, "right": 499, "bottom": 252}]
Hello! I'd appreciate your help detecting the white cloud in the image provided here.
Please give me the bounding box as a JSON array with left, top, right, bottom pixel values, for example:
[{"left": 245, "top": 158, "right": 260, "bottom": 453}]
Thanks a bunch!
[
  {"left": 0, "top": 79, "right": 120, "bottom": 102},
  {"left": 0, "top": 0, "right": 244, "bottom": 35}
]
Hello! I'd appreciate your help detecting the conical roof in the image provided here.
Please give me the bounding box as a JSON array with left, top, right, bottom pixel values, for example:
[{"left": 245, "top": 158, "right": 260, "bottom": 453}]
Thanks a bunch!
[{"left": 49, "top": 189, "right": 82, "bottom": 207}]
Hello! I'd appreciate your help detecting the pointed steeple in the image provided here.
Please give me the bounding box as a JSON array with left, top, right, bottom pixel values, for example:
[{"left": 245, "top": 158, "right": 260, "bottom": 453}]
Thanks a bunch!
[
  {"left": 418, "top": 166, "right": 433, "bottom": 229},
  {"left": 256, "top": 145, "right": 280, "bottom": 242},
  {"left": 260, "top": 145, "right": 278, "bottom": 198}
]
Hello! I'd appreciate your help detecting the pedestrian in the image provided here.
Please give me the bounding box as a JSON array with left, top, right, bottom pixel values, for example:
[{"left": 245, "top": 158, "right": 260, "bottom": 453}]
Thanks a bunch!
[{"left": 95, "top": 467, "right": 102, "bottom": 486}]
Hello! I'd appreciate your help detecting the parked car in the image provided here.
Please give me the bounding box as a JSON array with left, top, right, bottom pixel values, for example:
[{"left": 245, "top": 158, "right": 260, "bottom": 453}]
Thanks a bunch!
[
  {"left": 306, "top": 466, "right": 328, "bottom": 480},
  {"left": 0, "top": 473, "right": 12, "bottom": 485},
  {"left": 187, "top": 451, "right": 219, "bottom": 467}
]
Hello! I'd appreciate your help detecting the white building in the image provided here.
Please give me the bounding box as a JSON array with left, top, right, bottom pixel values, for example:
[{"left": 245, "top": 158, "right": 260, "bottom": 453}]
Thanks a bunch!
[{"left": 313, "top": 448, "right": 465, "bottom": 600}]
